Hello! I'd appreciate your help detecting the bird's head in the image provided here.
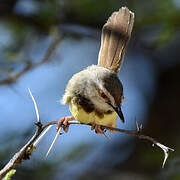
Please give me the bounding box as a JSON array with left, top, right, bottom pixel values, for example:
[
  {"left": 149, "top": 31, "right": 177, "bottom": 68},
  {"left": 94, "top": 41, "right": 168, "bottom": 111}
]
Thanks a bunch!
[
  {"left": 62, "top": 65, "right": 125, "bottom": 122},
  {"left": 83, "top": 65, "right": 125, "bottom": 122}
]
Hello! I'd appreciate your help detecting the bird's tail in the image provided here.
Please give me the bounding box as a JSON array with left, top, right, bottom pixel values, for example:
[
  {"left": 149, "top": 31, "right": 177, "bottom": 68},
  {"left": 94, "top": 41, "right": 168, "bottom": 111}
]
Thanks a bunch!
[{"left": 97, "top": 7, "right": 134, "bottom": 73}]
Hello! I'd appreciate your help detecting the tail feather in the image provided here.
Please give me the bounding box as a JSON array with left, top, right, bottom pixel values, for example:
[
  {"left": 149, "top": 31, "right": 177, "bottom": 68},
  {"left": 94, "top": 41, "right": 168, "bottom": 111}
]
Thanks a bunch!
[{"left": 98, "top": 7, "right": 134, "bottom": 73}]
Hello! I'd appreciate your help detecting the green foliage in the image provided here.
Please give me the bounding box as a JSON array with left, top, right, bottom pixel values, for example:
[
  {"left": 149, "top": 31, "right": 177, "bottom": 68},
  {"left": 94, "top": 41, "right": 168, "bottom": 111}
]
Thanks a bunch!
[
  {"left": 65, "top": 0, "right": 119, "bottom": 26},
  {"left": 134, "top": 0, "right": 180, "bottom": 46},
  {"left": 155, "top": 25, "right": 177, "bottom": 46},
  {"left": 3, "top": 169, "right": 16, "bottom": 180}
]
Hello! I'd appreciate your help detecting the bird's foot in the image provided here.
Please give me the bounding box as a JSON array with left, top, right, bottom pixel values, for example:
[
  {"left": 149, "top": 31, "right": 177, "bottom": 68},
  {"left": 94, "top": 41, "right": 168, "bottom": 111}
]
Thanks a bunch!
[
  {"left": 91, "top": 124, "right": 105, "bottom": 134},
  {"left": 57, "top": 116, "right": 75, "bottom": 132}
]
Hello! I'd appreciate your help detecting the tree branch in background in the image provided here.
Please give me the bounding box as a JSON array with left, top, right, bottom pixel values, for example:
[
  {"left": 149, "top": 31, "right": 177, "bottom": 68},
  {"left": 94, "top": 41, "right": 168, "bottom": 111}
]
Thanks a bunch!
[
  {"left": 0, "top": 89, "right": 174, "bottom": 179},
  {"left": 0, "top": 35, "right": 63, "bottom": 86}
]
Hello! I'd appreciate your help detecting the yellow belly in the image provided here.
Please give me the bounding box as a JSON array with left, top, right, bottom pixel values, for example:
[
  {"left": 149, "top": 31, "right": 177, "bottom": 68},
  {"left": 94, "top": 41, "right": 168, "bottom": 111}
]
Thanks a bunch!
[{"left": 68, "top": 100, "right": 117, "bottom": 131}]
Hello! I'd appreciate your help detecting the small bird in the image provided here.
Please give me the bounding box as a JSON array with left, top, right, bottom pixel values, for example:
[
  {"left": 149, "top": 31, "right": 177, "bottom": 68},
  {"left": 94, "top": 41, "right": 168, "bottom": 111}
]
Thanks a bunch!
[{"left": 58, "top": 7, "right": 134, "bottom": 134}]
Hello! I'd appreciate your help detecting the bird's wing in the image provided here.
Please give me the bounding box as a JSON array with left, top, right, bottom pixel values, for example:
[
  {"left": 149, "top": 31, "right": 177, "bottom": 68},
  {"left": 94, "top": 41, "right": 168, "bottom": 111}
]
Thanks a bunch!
[{"left": 97, "top": 7, "right": 134, "bottom": 73}]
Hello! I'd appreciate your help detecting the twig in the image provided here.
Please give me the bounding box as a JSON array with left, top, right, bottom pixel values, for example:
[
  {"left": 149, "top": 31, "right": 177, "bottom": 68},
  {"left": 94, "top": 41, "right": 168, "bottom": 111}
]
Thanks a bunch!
[
  {"left": 38, "top": 119, "right": 174, "bottom": 168},
  {"left": 0, "top": 124, "right": 42, "bottom": 179},
  {"left": 0, "top": 35, "right": 62, "bottom": 85},
  {"left": 0, "top": 118, "right": 174, "bottom": 179},
  {"left": 0, "top": 92, "right": 174, "bottom": 179},
  {"left": 0, "top": 61, "right": 32, "bottom": 85},
  {"left": 43, "top": 120, "right": 174, "bottom": 168}
]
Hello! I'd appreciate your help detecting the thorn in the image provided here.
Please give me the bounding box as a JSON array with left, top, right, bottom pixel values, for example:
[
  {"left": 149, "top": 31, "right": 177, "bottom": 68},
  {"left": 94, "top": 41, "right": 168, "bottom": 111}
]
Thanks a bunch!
[
  {"left": 103, "top": 131, "right": 111, "bottom": 142},
  {"left": 136, "top": 121, "right": 140, "bottom": 132},
  {"left": 154, "top": 142, "right": 174, "bottom": 168},
  {"left": 46, "top": 127, "right": 62, "bottom": 158},
  {"left": 136, "top": 121, "right": 143, "bottom": 133},
  {"left": 139, "top": 124, "right": 143, "bottom": 131},
  {"left": 28, "top": 88, "right": 40, "bottom": 123},
  {"left": 33, "top": 125, "right": 53, "bottom": 147}
]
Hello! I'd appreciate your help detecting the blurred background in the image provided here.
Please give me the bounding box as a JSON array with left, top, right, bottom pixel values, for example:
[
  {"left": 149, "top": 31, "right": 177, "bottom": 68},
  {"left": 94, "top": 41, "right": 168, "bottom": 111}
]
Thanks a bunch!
[{"left": 0, "top": 0, "right": 180, "bottom": 179}]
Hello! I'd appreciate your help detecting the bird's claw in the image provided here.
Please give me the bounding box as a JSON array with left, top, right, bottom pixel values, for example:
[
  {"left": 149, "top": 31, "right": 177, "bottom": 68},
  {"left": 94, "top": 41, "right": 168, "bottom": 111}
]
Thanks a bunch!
[
  {"left": 91, "top": 124, "right": 105, "bottom": 134},
  {"left": 57, "top": 116, "right": 75, "bottom": 132}
]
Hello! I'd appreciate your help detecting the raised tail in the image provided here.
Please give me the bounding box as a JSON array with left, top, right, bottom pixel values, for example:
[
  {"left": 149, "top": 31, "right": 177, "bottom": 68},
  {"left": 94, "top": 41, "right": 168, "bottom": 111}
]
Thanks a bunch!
[{"left": 97, "top": 7, "right": 134, "bottom": 73}]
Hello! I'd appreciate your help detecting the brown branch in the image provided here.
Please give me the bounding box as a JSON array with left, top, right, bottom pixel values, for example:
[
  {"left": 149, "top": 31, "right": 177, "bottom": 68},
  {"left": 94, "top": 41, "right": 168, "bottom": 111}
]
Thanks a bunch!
[
  {"left": 0, "top": 90, "right": 175, "bottom": 179},
  {"left": 0, "top": 119, "right": 174, "bottom": 178},
  {"left": 0, "top": 122, "right": 43, "bottom": 179},
  {"left": 45, "top": 120, "right": 174, "bottom": 169},
  {"left": 0, "top": 35, "right": 63, "bottom": 85}
]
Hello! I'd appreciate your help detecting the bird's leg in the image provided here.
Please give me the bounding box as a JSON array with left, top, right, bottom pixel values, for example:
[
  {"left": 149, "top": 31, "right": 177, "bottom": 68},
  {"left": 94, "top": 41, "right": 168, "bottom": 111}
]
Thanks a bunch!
[
  {"left": 91, "top": 124, "right": 105, "bottom": 134},
  {"left": 57, "top": 116, "right": 75, "bottom": 132},
  {"left": 91, "top": 124, "right": 111, "bottom": 140}
]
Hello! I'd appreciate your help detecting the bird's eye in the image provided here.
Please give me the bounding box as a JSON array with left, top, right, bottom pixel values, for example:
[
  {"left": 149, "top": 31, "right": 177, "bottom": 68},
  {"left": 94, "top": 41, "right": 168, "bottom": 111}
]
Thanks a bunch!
[{"left": 99, "top": 90, "right": 108, "bottom": 99}]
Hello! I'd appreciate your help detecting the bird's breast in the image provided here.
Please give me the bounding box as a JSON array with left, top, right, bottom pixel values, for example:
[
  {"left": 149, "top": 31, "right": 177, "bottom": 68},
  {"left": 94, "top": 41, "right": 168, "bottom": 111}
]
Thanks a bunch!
[{"left": 68, "top": 99, "right": 118, "bottom": 128}]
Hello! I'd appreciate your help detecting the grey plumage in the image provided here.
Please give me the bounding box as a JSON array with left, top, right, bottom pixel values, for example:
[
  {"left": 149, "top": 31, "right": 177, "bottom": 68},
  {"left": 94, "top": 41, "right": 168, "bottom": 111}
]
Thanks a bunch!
[
  {"left": 98, "top": 7, "right": 134, "bottom": 73},
  {"left": 62, "top": 65, "right": 123, "bottom": 115},
  {"left": 47, "top": 7, "right": 134, "bottom": 154},
  {"left": 61, "top": 7, "right": 134, "bottom": 123}
]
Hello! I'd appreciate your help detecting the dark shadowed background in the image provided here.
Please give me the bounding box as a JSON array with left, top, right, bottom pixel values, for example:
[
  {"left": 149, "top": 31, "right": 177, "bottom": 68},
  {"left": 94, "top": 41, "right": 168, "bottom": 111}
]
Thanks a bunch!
[{"left": 0, "top": 0, "right": 180, "bottom": 179}]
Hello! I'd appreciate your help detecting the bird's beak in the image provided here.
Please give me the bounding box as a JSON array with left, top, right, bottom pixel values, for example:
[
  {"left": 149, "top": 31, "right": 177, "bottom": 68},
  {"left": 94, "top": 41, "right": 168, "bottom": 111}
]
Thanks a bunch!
[{"left": 107, "top": 102, "right": 125, "bottom": 123}]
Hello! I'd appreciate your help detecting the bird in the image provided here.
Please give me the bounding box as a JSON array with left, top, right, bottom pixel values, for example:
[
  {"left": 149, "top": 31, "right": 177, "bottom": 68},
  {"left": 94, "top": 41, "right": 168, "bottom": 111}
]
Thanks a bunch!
[{"left": 57, "top": 7, "right": 134, "bottom": 134}]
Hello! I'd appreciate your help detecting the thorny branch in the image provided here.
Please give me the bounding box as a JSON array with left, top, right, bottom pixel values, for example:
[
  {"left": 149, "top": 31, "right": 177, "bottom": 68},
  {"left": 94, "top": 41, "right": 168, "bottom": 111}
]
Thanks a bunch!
[
  {"left": 0, "top": 90, "right": 174, "bottom": 179},
  {"left": 44, "top": 120, "right": 174, "bottom": 168}
]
